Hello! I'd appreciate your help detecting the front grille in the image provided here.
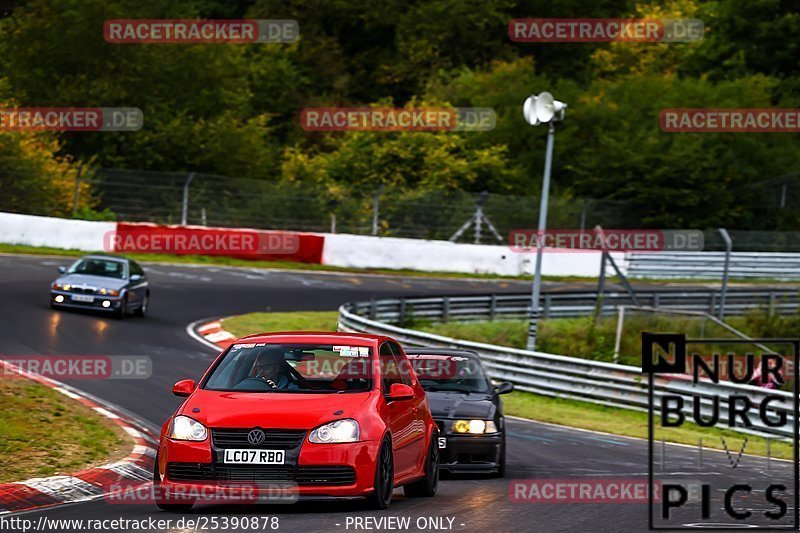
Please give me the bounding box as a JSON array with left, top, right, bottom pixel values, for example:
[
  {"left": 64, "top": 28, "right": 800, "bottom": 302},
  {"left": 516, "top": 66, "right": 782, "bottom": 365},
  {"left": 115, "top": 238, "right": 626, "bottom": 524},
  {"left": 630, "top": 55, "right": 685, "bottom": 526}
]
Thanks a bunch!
[
  {"left": 296, "top": 466, "right": 356, "bottom": 485},
  {"left": 167, "top": 463, "right": 355, "bottom": 486},
  {"left": 434, "top": 419, "right": 446, "bottom": 432},
  {"left": 212, "top": 429, "right": 305, "bottom": 449},
  {"left": 167, "top": 462, "right": 215, "bottom": 482},
  {"left": 71, "top": 286, "right": 97, "bottom": 294}
]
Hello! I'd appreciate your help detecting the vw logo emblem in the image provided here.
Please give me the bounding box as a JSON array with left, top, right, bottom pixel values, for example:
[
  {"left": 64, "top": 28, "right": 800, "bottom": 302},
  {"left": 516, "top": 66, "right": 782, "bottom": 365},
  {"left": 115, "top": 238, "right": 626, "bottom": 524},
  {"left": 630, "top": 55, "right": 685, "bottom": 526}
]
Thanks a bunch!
[{"left": 247, "top": 428, "right": 266, "bottom": 445}]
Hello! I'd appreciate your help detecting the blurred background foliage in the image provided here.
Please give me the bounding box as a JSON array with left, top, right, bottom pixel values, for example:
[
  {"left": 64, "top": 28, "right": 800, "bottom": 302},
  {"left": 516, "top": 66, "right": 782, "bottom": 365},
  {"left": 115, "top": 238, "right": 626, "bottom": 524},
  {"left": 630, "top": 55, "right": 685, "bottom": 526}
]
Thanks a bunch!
[{"left": 1, "top": 0, "right": 799, "bottom": 229}]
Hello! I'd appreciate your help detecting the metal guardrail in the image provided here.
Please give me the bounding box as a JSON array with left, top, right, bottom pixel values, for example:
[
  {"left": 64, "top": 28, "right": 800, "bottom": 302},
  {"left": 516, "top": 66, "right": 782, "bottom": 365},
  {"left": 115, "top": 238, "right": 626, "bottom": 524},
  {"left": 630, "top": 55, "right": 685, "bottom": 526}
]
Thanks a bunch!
[
  {"left": 627, "top": 251, "right": 800, "bottom": 280},
  {"left": 338, "top": 289, "right": 800, "bottom": 441},
  {"left": 350, "top": 288, "right": 800, "bottom": 324}
]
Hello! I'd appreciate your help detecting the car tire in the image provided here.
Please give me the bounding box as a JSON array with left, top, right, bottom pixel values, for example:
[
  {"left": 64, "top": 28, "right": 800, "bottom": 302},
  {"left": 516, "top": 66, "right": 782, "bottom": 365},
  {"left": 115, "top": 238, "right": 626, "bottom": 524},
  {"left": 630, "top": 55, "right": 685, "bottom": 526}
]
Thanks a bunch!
[
  {"left": 135, "top": 293, "right": 148, "bottom": 317},
  {"left": 494, "top": 438, "right": 506, "bottom": 478},
  {"left": 153, "top": 453, "right": 195, "bottom": 513},
  {"left": 116, "top": 296, "right": 127, "bottom": 320},
  {"left": 403, "top": 431, "right": 439, "bottom": 498},
  {"left": 366, "top": 438, "right": 394, "bottom": 510}
]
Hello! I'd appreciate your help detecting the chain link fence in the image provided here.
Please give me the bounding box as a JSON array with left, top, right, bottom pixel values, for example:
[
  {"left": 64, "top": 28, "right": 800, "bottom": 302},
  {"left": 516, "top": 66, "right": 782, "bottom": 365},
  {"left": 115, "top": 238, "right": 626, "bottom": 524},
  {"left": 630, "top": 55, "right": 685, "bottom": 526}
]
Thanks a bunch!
[{"left": 83, "top": 169, "right": 639, "bottom": 241}]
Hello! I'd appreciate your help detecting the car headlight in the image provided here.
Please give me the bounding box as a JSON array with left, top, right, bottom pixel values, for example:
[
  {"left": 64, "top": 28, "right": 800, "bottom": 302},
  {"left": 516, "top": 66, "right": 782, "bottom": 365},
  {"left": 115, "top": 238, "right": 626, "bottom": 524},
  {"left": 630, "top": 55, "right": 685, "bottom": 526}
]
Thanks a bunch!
[
  {"left": 451, "top": 420, "right": 498, "bottom": 434},
  {"left": 52, "top": 282, "right": 71, "bottom": 291},
  {"left": 308, "top": 419, "right": 360, "bottom": 444},
  {"left": 98, "top": 288, "right": 119, "bottom": 296},
  {"left": 169, "top": 415, "right": 208, "bottom": 441}
]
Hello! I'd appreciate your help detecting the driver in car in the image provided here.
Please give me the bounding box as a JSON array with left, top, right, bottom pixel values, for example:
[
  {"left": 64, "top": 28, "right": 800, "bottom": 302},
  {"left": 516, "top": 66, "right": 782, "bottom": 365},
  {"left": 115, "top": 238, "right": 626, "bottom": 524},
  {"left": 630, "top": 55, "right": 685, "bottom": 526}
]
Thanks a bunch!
[{"left": 235, "top": 350, "right": 299, "bottom": 390}]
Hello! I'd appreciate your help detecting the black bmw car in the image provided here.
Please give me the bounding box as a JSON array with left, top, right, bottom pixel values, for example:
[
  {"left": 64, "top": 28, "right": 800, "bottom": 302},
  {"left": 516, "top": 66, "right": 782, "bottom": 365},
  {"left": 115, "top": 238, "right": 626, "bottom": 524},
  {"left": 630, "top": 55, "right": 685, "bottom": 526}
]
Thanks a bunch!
[
  {"left": 405, "top": 348, "right": 513, "bottom": 477},
  {"left": 50, "top": 254, "right": 149, "bottom": 319}
]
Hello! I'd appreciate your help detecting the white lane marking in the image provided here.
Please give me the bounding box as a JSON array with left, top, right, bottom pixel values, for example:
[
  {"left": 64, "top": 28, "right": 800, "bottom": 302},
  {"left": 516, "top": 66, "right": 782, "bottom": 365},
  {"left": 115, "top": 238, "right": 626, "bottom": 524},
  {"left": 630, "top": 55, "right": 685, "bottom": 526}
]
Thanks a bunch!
[
  {"left": 15, "top": 476, "right": 103, "bottom": 502},
  {"left": 186, "top": 317, "right": 227, "bottom": 352},
  {"left": 205, "top": 330, "right": 235, "bottom": 342},
  {"left": 93, "top": 407, "right": 119, "bottom": 419}
]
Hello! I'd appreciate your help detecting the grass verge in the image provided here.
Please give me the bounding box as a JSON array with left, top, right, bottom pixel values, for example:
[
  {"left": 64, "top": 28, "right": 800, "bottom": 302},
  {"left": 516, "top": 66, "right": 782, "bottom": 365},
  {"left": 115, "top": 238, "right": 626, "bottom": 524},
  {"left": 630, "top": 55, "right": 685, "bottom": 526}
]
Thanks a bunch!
[
  {"left": 220, "top": 310, "right": 789, "bottom": 459},
  {"left": 0, "top": 375, "right": 128, "bottom": 482}
]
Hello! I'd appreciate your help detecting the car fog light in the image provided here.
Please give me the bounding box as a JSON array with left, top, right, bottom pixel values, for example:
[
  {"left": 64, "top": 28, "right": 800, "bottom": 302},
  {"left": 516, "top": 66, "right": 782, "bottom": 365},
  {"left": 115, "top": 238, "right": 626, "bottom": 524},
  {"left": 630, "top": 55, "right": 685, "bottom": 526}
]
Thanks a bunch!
[
  {"left": 54, "top": 295, "right": 64, "bottom": 303},
  {"left": 102, "top": 300, "right": 111, "bottom": 308}
]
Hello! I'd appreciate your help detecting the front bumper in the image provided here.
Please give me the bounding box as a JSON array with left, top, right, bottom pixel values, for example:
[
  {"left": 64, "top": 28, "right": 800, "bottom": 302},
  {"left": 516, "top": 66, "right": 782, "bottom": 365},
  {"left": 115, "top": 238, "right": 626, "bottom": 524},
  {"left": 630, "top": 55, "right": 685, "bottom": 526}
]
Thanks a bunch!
[
  {"left": 50, "top": 290, "right": 123, "bottom": 312},
  {"left": 436, "top": 420, "right": 503, "bottom": 473},
  {"left": 158, "top": 435, "right": 381, "bottom": 500}
]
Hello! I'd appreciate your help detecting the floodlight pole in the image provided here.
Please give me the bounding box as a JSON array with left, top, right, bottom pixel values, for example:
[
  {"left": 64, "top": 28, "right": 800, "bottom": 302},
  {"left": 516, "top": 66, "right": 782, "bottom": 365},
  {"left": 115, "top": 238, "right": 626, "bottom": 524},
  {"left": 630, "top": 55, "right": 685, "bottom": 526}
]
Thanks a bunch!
[{"left": 526, "top": 122, "right": 556, "bottom": 350}]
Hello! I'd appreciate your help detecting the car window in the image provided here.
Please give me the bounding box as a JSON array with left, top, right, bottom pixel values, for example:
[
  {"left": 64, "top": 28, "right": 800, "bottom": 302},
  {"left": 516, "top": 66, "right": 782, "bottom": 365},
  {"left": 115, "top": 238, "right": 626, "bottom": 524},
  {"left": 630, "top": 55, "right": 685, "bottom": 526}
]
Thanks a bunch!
[
  {"left": 408, "top": 354, "right": 490, "bottom": 393},
  {"left": 204, "top": 343, "right": 372, "bottom": 393},
  {"left": 380, "top": 342, "right": 402, "bottom": 392},
  {"left": 68, "top": 258, "right": 127, "bottom": 279},
  {"left": 130, "top": 261, "right": 144, "bottom": 277},
  {"left": 389, "top": 342, "right": 413, "bottom": 386}
]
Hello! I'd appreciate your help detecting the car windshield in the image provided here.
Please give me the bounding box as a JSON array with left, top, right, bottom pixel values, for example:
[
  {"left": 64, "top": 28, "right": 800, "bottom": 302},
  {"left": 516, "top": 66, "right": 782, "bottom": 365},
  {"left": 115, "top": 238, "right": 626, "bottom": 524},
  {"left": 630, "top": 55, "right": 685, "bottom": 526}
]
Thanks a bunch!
[
  {"left": 68, "top": 258, "right": 126, "bottom": 279},
  {"left": 409, "top": 354, "right": 490, "bottom": 393},
  {"left": 204, "top": 343, "right": 373, "bottom": 393}
]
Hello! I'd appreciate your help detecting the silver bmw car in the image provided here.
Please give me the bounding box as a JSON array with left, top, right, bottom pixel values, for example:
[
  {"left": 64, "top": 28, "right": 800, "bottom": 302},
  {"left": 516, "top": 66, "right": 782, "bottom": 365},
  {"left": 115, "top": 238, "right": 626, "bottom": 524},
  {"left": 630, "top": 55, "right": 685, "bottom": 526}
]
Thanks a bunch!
[{"left": 50, "top": 255, "right": 149, "bottom": 319}]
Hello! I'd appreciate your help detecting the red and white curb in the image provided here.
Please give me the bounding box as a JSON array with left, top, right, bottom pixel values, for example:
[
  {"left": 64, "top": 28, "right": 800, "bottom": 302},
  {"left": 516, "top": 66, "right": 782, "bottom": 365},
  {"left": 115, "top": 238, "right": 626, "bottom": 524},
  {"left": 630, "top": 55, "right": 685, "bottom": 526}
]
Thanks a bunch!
[
  {"left": 188, "top": 319, "right": 237, "bottom": 350},
  {"left": 0, "top": 361, "right": 158, "bottom": 515}
]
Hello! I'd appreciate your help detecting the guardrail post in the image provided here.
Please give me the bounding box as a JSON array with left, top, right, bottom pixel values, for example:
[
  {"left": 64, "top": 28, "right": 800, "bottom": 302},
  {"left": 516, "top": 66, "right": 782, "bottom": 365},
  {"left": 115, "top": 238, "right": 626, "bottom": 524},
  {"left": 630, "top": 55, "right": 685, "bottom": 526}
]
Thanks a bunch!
[
  {"left": 543, "top": 295, "right": 552, "bottom": 319},
  {"left": 718, "top": 228, "right": 732, "bottom": 319},
  {"left": 489, "top": 294, "right": 497, "bottom": 321},
  {"left": 653, "top": 293, "right": 661, "bottom": 308},
  {"left": 181, "top": 172, "right": 195, "bottom": 225},
  {"left": 399, "top": 299, "right": 407, "bottom": 324},
  {"left": 769, "top": 292, "right": 776, "bottom": 317},
  {"left": 442, "top": 297, "right": 450, "bottom": 323},
  {"left": 709, "top": 293, "right": 717, "bottom": 315},
  {"left": 369, "top": 298, "right": 376, "bottom": 320}
]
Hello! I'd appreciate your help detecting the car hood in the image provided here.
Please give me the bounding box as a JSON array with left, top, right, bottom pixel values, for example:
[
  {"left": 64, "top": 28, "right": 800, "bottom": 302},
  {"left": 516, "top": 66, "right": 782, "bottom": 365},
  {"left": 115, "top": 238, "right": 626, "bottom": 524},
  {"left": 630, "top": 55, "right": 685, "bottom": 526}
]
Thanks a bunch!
[
  {"left": 180, "top": 388, "right": 372, "bottom": 429},
  {"left": 427, "top": 391, "right": 496, "bottom": 420},
  {"left": 55, "top": 274, "right": 128, "bottom": 291}
]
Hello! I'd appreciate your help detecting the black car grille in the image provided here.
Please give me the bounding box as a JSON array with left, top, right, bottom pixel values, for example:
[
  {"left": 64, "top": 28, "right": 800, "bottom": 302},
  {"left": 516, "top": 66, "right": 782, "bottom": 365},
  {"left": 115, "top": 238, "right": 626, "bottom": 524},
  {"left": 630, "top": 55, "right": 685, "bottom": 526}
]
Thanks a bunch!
[
  {"left": 211, "top": 429, "right": 305, "bottom": 449},
  {"left": 434, "top": 419, "right": 446, "bottom": 432},
  {"left": 71, "top": 286, "right": 97, "bottom": 294},
  {"left": 296, "top": 467, "right": 356, "bottom": 485},
  {"left": 167, "top": 463, "right": 355, "bottom": 486}
]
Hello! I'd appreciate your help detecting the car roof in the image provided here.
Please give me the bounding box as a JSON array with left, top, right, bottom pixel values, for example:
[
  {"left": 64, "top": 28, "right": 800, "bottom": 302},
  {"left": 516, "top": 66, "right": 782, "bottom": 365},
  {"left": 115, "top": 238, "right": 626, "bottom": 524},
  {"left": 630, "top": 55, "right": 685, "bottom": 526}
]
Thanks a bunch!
[
  {"left": 81, "top": 254, "right": 128, "bottom": 263},
  {"left": 404, "top": 348, "right": 480, "bottom": 358},
  {"left": 236, "top": 331, "right": 390, "bottom": 345}
]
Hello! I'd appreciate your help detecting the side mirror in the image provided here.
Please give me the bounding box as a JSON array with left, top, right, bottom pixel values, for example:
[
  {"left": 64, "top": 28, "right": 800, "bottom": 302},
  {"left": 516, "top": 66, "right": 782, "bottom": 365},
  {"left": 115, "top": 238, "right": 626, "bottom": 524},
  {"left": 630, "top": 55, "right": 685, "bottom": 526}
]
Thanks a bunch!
[
  {"left": 58, "top": 266, "right": 66, "bottom": 274},
  {"left": 172, "top": 379, "right": 196, "bottom": 397},
  {"left": 130, "top": 274, "right": 143, "bottom": 282},
  {"left": 388, "top": 383, "right": 415, "bottom": 401},
  {"left": 494, "top": 382, "right": 514, "bottom": 395}
]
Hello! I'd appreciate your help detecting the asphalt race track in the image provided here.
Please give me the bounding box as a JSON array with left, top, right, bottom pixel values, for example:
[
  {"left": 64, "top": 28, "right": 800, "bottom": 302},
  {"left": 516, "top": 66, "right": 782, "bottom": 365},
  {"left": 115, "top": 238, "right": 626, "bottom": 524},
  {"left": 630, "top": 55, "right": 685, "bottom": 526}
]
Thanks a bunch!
[{"left": 1, "top": 254, "right": 790, "bottom": 532}]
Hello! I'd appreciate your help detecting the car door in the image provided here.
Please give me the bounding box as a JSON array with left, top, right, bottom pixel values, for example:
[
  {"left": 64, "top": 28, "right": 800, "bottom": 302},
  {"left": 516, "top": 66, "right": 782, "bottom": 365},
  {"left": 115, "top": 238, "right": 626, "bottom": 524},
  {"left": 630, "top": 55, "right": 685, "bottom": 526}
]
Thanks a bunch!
[
  {"left": 390, "top": 342, "right": 427, "bottom": 468},
  {"left": 380, "top": 342, "right": 416, "bottom": 477},
  {"left": 127, "top": 260, "right": 147, "bottom": 307}
]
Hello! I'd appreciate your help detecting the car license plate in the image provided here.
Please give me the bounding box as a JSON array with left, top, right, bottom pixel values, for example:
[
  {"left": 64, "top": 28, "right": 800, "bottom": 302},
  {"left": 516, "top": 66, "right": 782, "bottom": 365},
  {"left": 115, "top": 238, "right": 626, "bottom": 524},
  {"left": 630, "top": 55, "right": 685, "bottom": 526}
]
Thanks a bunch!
[
  {"left": 71, "top": 294, "right": 94, "bottom": 303},
  {"left": 223, "top": 449, "right": 285, "bottom": 465},
  {"left": 438, "top": 437, "right": 447, "bottom": 449}
]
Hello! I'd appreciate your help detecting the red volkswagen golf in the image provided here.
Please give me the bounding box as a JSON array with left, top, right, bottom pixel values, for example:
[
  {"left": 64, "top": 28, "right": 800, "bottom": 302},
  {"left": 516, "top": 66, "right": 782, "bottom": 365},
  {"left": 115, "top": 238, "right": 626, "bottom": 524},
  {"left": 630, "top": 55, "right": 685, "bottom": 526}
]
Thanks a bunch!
[{"left": 155, "top": 332, "right": 439, "bottom": 511}]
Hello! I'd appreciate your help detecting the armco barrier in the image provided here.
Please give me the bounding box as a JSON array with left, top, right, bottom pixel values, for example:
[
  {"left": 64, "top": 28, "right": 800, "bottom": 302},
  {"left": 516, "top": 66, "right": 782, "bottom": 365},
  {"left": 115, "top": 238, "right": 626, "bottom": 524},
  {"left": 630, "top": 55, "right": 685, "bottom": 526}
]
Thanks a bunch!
[
  {"left": 627, "top": 251, "right": 800, "bottom": 280},
  {"left": 338, "top": 291, "right": 799, "bottom": 441},
  {"left": 349, "top": 289, "right": 800, "bottom": 323}
]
